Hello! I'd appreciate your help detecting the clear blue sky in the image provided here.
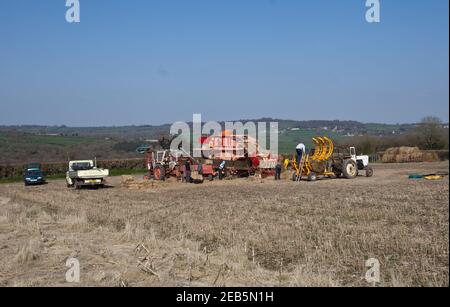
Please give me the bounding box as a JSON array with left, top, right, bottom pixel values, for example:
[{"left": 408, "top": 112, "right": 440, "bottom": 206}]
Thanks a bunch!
[{"left": 0, "top": 0, "right": 448, "bottom": 126}]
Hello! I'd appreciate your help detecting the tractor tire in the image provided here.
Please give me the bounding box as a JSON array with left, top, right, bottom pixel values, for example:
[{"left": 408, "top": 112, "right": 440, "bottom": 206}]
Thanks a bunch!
[
  {"left": 308, "top": 172, "right": 317, "bottom": 182},
  {"left": 342, "top": 159, "right": 358, "bottom": 179},
  {"left": 154, "top": 166, "right": 166, "bottom": 181},
  {"left": 365, "top": 166, "right": 374, "bottom": 177},
  {"left": 208, "top": 174, "right": 213, "bottom": 181}
]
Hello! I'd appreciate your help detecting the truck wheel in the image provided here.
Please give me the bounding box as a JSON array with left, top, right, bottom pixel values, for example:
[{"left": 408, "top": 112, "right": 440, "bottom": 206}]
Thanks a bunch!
[
  {"left": 308, "top": 172, "right": 317, "bottom": 182},
  {"left": 365, "top": 166, "right": 374, "bottom": 177},
  {"left": 66, "top": 177, "right": 74, "bottom": 188},
  {"left": 154, "top": 166, "right": 166, "bottom": 181},
  {"left": 342, "top": 159, "right": 358, "bottom": 179}
]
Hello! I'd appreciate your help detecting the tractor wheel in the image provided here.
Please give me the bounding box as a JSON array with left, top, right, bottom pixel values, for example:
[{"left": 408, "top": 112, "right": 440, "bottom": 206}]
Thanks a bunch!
[
  {"left": 154, "top": 166, "right": 166, "bottom": 181},
  {"left": 208, "top": 174, "right": 213, "bottom": 181},
  {"left": 365, "top": 166, "right": 374, "bottom": 177},
  {"left": 308, "top": 172, "right": 317, "bottom": 182},
  {"left": 342, "top": 159, "right": 358, "bottom": 179}
]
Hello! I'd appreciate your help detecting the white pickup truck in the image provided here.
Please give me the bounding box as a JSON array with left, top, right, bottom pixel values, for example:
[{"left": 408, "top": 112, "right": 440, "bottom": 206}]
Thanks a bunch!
[{"left": 66, "top": 160, "right": 109, "bottom": 189}]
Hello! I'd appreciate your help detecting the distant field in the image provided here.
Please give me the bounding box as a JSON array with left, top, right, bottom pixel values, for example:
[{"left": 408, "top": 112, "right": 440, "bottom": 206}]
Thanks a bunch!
[
  {"left": 0, "top": 133, "right": 100, "bottom": 146},
  {"left": 0, "top": 120, "right": 447, "bottom": 164},
  {"left": 0, "top": 132, "right": 140, "bottom": 164},
  {"left": 278, "top": 129, "right": 344, "bottom": 154},
  {"left": 0, "top": 128, "right": 345, "bottom": 165},
  {"left": 0, "top": 162, "right": 448, "bottom": 286}
]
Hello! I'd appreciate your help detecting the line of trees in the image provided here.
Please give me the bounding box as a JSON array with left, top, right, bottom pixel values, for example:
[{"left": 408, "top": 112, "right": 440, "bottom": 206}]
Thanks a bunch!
[{"left": 341, "top": 116, "right": 449, "bottom": 155}]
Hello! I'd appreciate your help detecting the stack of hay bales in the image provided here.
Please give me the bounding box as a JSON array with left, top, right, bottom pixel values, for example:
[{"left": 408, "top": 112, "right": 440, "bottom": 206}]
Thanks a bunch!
[
  {"left": 382, "top": 147, "right": 439, "bottom": 163},
  {"left": 121, "top": 175, "right": 135, "bottom": 187}
]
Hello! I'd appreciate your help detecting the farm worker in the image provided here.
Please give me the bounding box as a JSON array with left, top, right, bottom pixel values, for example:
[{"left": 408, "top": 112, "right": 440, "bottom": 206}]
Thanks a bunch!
[
  {"left": 296, "top": 143, "right": 306, "bottom": 165},
  {"left": 184, "top": 160, "right": 191, "bottom": 183},
  {"left": 218, "top": 160, "right": 226, "bottom": 180},
  {"left": 275, "top": 159, "right": 282, "bottom": 180}
]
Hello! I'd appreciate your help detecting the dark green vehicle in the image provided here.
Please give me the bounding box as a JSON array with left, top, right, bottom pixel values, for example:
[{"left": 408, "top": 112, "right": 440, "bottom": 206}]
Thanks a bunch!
[{"left": 24, "top": 163, "right": 46, "bottom": 186}]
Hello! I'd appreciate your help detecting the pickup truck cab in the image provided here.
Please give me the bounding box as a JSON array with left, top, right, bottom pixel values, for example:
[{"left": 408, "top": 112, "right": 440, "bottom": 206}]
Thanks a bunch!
[{"left": 66, "top": 160, "right": 109, "bottom": 189}]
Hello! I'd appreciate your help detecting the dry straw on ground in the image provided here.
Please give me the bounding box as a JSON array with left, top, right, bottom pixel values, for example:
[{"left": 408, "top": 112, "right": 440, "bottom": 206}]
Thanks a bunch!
[{"left": 0, "top": 162, "right": 448, "bottom": 287}]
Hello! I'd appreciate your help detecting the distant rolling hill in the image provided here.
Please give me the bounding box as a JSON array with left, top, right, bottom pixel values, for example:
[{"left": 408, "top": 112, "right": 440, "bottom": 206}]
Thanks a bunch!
[{"left": 0, "top": 119, "right": 424, "bottom": 164}]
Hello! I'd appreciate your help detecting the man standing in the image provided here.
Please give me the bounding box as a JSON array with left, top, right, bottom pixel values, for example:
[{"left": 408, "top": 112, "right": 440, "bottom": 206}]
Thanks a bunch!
[
  {"left": 275, "top": 158, "right": 282, "bottom": 180},
  {"left": 296, "top": 142, "right": 306, "bottom": 165},
  {"left": 218, "top": 160, "right": 226, "bottom": 180}
]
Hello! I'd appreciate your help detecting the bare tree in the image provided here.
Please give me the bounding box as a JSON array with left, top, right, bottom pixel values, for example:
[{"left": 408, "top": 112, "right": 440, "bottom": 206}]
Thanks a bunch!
[{"left": 416, "top": 116, "right": 446, "bottom": 150}]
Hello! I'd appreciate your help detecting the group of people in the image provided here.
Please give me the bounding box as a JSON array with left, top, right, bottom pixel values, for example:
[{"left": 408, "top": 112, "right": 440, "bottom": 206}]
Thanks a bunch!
[
  {"left": 182, "top": 141, "right": 306, "bottom": 182},
  {"left": 182, "top": 159, "right": 227, "bottom": 183}
]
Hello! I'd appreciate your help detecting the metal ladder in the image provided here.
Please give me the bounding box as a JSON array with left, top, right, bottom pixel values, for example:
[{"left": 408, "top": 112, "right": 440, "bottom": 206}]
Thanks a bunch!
[{"left": 296, "top": 153, "right": 305, "bottom": 182}]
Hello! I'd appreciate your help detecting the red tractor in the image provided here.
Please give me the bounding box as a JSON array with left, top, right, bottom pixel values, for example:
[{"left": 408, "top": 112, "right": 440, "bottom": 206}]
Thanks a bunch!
[
  {"left": 145, "top": 150, "right": 180, "bottom": 181},
  {"left": 144, "top": 149, "right": 216, "bottom": 182}
]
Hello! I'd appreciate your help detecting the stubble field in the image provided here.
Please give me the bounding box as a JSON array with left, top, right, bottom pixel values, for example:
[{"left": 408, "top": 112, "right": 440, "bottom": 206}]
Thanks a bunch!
[{"left": 0, "top": 162, "right": 448, "bottom": 287}]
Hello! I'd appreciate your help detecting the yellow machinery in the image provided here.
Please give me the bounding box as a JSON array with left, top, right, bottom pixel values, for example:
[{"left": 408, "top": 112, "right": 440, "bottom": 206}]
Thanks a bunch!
[
  {"left": 292, "top": 136, "right": 336, "bottom": 181},
  {"left": 289, "top": 136, "right": 375, "bottom": 181}
]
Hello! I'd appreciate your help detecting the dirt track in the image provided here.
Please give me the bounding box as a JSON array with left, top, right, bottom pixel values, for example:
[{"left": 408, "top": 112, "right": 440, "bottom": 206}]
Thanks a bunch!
[{"left": 0, "top": 162, "right": 448, "bottom": 287}]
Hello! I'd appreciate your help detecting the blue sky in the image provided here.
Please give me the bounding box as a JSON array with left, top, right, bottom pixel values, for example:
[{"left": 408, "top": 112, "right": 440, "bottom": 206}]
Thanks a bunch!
[{"left": 0, "top": 0, "right": 448, "bottom": 126}]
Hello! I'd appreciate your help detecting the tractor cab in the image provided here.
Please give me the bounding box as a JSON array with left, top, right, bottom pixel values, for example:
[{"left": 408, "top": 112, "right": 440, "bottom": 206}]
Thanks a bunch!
[{"left": 350, "top": 147, "right": 357, "bottom": 161}]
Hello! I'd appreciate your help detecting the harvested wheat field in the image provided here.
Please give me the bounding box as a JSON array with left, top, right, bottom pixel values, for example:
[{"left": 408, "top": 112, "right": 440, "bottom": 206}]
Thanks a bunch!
[{"left": 0, "top": 162, "right": 448, "bottom": 287}]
